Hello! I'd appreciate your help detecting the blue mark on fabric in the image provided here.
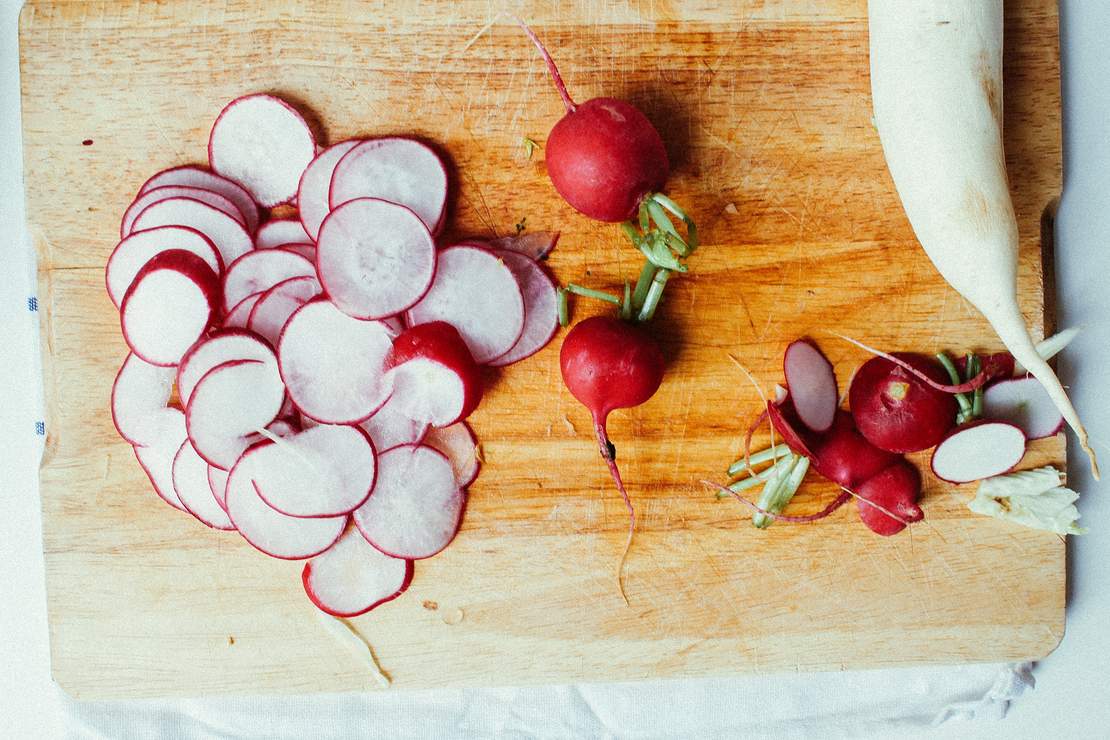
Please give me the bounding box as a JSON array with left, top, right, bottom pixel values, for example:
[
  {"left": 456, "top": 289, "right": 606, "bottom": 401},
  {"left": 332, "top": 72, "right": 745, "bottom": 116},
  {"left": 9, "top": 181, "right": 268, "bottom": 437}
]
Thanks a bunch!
[
  {"left": 35, "top": 421, "right": 45, "bottom": 436},
  {"left": 27, "top": 296, "right": 38, "bottom": 312}
]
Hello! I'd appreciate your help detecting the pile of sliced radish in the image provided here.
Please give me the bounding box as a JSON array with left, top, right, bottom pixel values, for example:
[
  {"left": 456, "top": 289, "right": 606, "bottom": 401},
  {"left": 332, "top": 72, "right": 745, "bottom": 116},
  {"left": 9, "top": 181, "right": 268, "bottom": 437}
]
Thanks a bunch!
[{"left": 106, "top": 94, "right": 561, "bottom": 617}]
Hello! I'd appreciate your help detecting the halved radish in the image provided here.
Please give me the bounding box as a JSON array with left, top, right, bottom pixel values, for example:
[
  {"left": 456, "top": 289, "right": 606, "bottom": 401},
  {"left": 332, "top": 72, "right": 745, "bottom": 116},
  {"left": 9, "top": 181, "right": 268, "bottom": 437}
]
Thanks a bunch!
[
  {"left": 930, "top": 422, "right": 1027, "bottom": 483},
  {"left": 224, "top": 442, "right": 347, "bottom": 559},
  {"left": 106, "top": 226, "right": 223, "bottom": 309},
  {"left": 302, "top": 526, "right": 413, "bottom": 617},
  {"left": 208, "top": 94, "right": 316, "bottom": 207},
  {"left": 855, "top": 460, "right": 924, "bottom": 536},
  {"left": 208, "top": 418, "right": 298, "bottom": 511},
  {"left": 353, "top": 444, "right": 464, "bottom": 560},
  {"left": 177, "top": 329, "right": 276, "bottom": 406},
  {"left": 278, "top": 299, "right": 393, "bottom": 424},
  {"left": 316, "top": 198, "right": 436, "bottom": 320},
  {"left": 982, "top": 377, "right": 1065, "bottom": 440},
  {"left": 386, "top": 322, "right": 483, "bottom": 426},
  {"left": 120, "top": 250, "right": 219, "bottom": 366},
  {"left": 132, "top": 408, "right": 188, "bottom": 512},
  {"left": 186, "top": 359, "right": 285, "bottom": 469},
  {"left": 329, "top": 137, "right": 448, "bottom": 234},
  {"left": 488, "top": 250, "right": 559, "bottom": 366},
  {"left": 489, "top": 231, "right": 560, "bottom": 261},
  {"left": 424, "top": 422, "right": 480, "bottom": 487},
  {"left": 251, "top": 424, "right": 377, "bottom": 518},
  {"left": 247, "top": 276, "right": 321, "bottom": 347},
  {"left": 137, "top": 165, "right": 260, "bottom": 234},
  {"left": 223, "top": 293, "right": 263, "bottom": 329},
  {"left": 111, "top": 353, "right": 178, "bottom": 446},
  {"left": 121, "top": 185, "right": 245, "bottom": 237},
  {"left": 783, "top": 340, "right": 837, "bottom": 434},
  {"left": 358, "top": 396, "right": 428, "bottom": 452},
  {"left": 255, "top": 218, "right": 312, "bottom": 249},
  {"left": 132, "top": 196, "right": 253, "bottom": 267},
  {"left": 407, "top": 244, "right": 525, "bottom": 363},
  {"left": 172, "top": 440, "right": 236, "bottom": 530},
  {"left": 221, "top": 248, "right": 316, "bottom": 314},
  {"left": 297, "top": 139, "right": 361, "bottom": 240}
]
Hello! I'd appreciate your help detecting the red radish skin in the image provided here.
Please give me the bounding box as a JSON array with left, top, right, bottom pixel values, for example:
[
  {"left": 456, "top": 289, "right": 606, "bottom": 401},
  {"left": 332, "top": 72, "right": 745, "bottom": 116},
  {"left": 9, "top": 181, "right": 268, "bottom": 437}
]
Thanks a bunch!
[
  {"left": 765, "top": 398, "right": 817, "bottom": 460},
  {"left": 132, "top": 195, "right": 253, "bottom": 268},
  {"left": 121, "top": 185, "right": 245, "bottom": 238},
  {"left": 386, "top": 321, "right": 484, "bottom": 426},
  {"left": 849, "top": 353, "right": 957, "bottom": 453},
  {"left": 783, "top": 339, "right": 838, "bottom": 433},
  {"left": 106, "top": 226, "right": 223, "bottom": 310},
  {"left": 177, "top": 329, "right": 277, "bottom": 406},
  {"left": 223, "top": 293, "right": 264, "bottom": 329},
  {"left": 809, "top": 411, "right": 900, "bottom": 490},
  {"left": 855, "top": 461, "right": 923, "bottom": 536},
  {"left": 220, "top": 248, "right": 316, "bottom": 314},
  {"left": 930, "top": 421, "right": 1027, "bottom": 484},
  {"left": 137, "top": 165, "right": 260, "bottom": 235}
]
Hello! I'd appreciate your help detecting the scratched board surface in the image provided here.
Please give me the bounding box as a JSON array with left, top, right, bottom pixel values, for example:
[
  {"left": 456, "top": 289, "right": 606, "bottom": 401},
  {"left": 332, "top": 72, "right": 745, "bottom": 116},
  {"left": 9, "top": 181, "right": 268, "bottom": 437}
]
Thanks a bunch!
[{"left": 22, "top": 1, "right": 1065, "bottom": 698}]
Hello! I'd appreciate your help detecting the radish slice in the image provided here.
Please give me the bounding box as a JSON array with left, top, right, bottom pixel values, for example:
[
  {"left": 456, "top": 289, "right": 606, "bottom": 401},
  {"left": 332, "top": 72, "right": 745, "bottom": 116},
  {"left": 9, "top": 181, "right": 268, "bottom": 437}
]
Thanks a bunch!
[
  {"left": 489, "top": 231, "right": 560, "bottom": 261},
  {"left": 302, "top": 526, "right": 413, "bottom": 617},
  {"left": 223, "top": 293, "right": 263, "bottom": 329},
  {"left": 177, "top": 329, "right": 277, "bottom": 405},
  {"left": 221, "top": 248, "right": 316, "bottom": 314},
  {"left": 765, "top": 399, "right": 817, "bottom": 460},
  {"left": 225, "top": 442, "right": 347, "bottom": 559},
  {"left": 186, "top": 359, "right": 285, "bottom": 469},
  {"left": 120, "top": 250, "right": 219, "bottom": 366},
  {"left": 208, "top": 465, "right": 230, "bottom": 512},
  {"left": 407, "top": 245, "right": 525, "bottom": 363},
  {"left": 138, "top": 165, "right": 260, "bottom": 234},
  {"left": 208, "top": 94, "right": 316, "bottom": 207},
  {"left": 487, "top": 250, "right": 559, "bottom": 366},
  {"left": 278, "top": 300, "right": 393, "bottom": 423},
  {"left": 316, "top": 198, "right": 436, "bottom": 320},
  {"left": 297, "top": 139, "right": 361, "bottom": 240},
  {"left": 329, "top": 137, "right": 448, "bottom": 234},
  {"left": 424, "top": 423, "right": 480, "bottom": 487},
  {"left": 353, "top": 444, "right": 464, "bottom": 560},
  {"left": 982, "top": 377, "right": 1065, "bottom": 440},
  {"left": 358, "top": 396, "right": 428, "bottom": 451},
  {"left": 256, "top": 218, "right": 312, "bottom": 249},
  {"left": 783, "top": 339, "right": 838, "bottom": 433},
  {"left": 250, "top": 425, "right": 377, "bottom": 518},
  {"left": 247, "top": 276, "right": 321, "bottom": 346},
  {"left": 133, "top": 409, "right": 188, "bottom": 512},
  {"left": 279, "top": 243, "right": 316, "bottom": 261},
  {"left": 106, "top": 226, "right": 223, "bottom": 309},
  {"left": 930, "top": 422, "right": 1027, "bottom": 483},
  {"left": 111, "top": 353, "right": 178, "bottom": 446},
  {"left": 121, "top": 185, "right": 244, "bottom": 237},
  {"left": 172, "top": 440, "right": 236, "bottom": 530},
  {"left": 132, "top": 196, "right": 253, "bottom": 267}
]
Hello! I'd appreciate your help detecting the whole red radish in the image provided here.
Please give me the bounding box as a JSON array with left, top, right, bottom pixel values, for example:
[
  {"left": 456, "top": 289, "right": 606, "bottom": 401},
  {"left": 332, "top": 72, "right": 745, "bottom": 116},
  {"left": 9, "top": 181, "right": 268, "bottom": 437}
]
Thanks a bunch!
[
  {"left": 849, "top": 353, "right": 957, "bottom": 453},
  {"left": 855, "top": 461, "right": 924, "bottom": 536}
]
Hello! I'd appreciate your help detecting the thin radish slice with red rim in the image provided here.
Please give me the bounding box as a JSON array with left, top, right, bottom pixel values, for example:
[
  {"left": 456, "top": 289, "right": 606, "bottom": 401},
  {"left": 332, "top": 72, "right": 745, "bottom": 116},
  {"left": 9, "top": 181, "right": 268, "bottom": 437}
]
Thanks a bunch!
[
  {"left": 106, "top": 226, "right": 223, "bottom": 309},
  {"left": 783, "top": 339, "right": 837, "bottom": 433},
  {"left": 138, "top": 165, "right": 260, "bottom": 234},
  {"left": 329, "top": 137, "right": 448, "bottom": 234},
  {"left": 223, "top": 293, "right": 263, "bottom": 329},
  {"left": 112, "top": 353, "right": 178, "bottom": 446},
  {"left": 120, "top": 250, "right": 219, "bottom": 367},
  {"left": 221, "top": 248, "right": 316, "bottom": 314},
  {"left": 407, "top": 244, "right": 524, "bottom": 363},
  {"left": 186, "top": 359, "right": 285, "bottom": 469},
  {"left": 247, "top": 276, "right": 321, "bottom": 347},
  {"left": 930, "top": 422, "right": 1027, "bottom": 484},
  {"left": 172, "top": 440, "right": 236, "bottom": 530},
  {"left": 353, "top": 444, "right": 464, "bottom": 560},
  {"left": 358, "top": 396, "right": 428, "bottom": 451},
  {"left": 297, "top": 139, "right": 361, "bottom": 240},
  {"left": 488, "top": 250, "right": 559, "bottom": 366},
  {"left": 316, "top": 198, "right": 436, "bottom": 320},
  {"left": 132, "top": 196, "right": 253, "bottom": 267},
  {"left": 121, "top": 185, "right": 244, "bottom": 237},
  {"left": 279, "top": 243, "right": 316, "bottom": 261},
  {"left": 278, "top": 299, "right": 393, "bottom": 423},
  {"left": 225, "top": 442, "right": 346, "bottom": 559},
  {"left": 208, "top": 94, "right": 316, "bottom": 207},
  {"left": 488, "top": 231, "right": 560, "bottom": 261},
  {"left": 302, "top": 526, "right": 413, "bottom": 617},
  {"left": 387, "top": 322, "right": 483, "bottom": 426},
  {"left": 256, "top": 218, "right": 312, "bottom": 249},
  {"left": 177, "top": 329, "right": 276, "bottom": 405},
  {"left": 424, "top": 423, "right": 480, "bottom": 487},
  {"left": 982, "top": 377, "right": 1065, "bottom": 440},
  {"left": 133, "top": 409, "right": 188, "bottom": 512},
  {"left": 208, "top": 418, "right": 298, "bottom": 511},
  {"left": 250, "top": 424, "right": 377, "bottom": 518}
]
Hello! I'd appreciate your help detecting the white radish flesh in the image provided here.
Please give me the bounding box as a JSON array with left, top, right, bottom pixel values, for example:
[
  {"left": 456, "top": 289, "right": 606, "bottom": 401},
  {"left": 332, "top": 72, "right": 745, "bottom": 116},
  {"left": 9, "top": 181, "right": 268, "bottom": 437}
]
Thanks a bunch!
[
  {"left": 208, "top": 94, "right": 316, "bottom": 207},
  {"left": 106, "top": 226, "right": 223, "bottom": 309},
  {"left": 172, "top": 441, "right": 236, "bottom": 530},
  {"left": 111, "top": 352, "right": 178, "bottom": 447},
  {"left": 278, "top": 300, "right": 393, "bottom": 423},
  {"left": 121, "top": 185, "right": 245, "bottom": 237},
  {"left": 255, "top": 218, "right": 312, "bottom": 249},
  {"left": 384, "top": 359, "right": 467, "bottom": 428},
  {"left": 177, "top": 329, "right": 277, "bottom": 406},
  {"left": 297, "top": 139, "right": 361, "bottom": 240},
  {"left": 302, "top": 527, "right": 413, "bottom": 617},
  {"left": 132, "top": 196, "right": 253, "bottom": 268},
  {"left": 983, "top": 376, "right": 1064, "bottom": 440},
  {"left": 247, "top": 276, "right": 321, "bottom": 347},
  {"left": 223, "top": 293, "right": 263, "bottom": 329},
  {"left": 869, "top": 0, "right": 1097, "bottom": 474},
  {"left": 138, "top": 165, "right": 260, "bottom": 234},
  {"left": 424, "top": 422, "right": 480, "bottom": 487},
  {"left": 133, "top": 409, "right": 189, "bottom": 512},
  {"left": 316, "top": 198, "right": 436, "bottom": 320},
  {"left": 782, "top": 339, "right": 837, "bottom": 433},
  {"left": 186, "top": 359, "right": 285, "bottom": 469},
  {"left": 208, "top": 418, "right": 299, "bottom": 511},
  {"left": 931, "top": 422, "right": 1026, "bottom": 483},
  {"left": 330, "top": 137, "right": 448, "bottom": 234},
  {"left": 488, "top": 250, "right": 559, "bottom": 366},
  {"left": 353, "top": 444, "right": 464, "bottom": 560},
  {"left": 407, "top": 245, "right": 525, "bottom": 363},
  {"left": 221, "top": 248, "right": 316, "bottom": 314},
  {"left": 358, "top": 396, "right": 428, "bottom": 451}
]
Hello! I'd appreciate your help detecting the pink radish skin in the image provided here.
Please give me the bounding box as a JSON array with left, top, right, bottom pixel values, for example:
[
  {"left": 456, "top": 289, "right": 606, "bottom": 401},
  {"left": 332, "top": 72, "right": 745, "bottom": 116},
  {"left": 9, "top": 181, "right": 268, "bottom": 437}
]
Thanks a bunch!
[
  {"left": 488, "top": 250, "right": 559, "bottom": 367},
  {"left": 133, "top": 409, "right": 189, "bottom": 512},
  {"left": 223, "top": 293, "right": 264, "bottom": 329},
  {"left": 186, "top": 359, "right": 285, "bottom": 470},
  {"left": 783, "top": 339, "right": 838, "bottom": 433},
  {"left": 809, "top": 411, "right": 900, "bottom": 490},
  {"left": 930, "top": 421, "right": 1027, "bottom": 484},
  {"left": 297, "top": 139, "right": 361, "bottom": 240},
  {"left": 220, "top": 248, "right": 316, "bottom": 314},
  {"left": 849, "top": 353, "right": 957, "bottom": 453},
  {"left": 132, "top": 196, "right": 253, "bottom": 268},
  {"left": 121, "top": 185, "right": 245, "bottom": 238},
  {"left": 386, "top": 322, "right": 484, "bottom": 427},
  {"left": 982, "top": 376, "right": 1065, "bottom": 440},
  {"left": 302, "top": 526, "right": 413, "bottom": 617},
  {"left": 764, "top": 398, "right": 817, "bottom": 460},
  {"left": 488, "top": 231, "right": 560, "bottom": 261},
  {"left": 255, "top": 218, "right": 312, "bottom": 249},
  {"left": 111, "top": 353, "right": 178, "bottom": 447},
  {"left": 246, "top": 275, "right": 321, "bottom": 347},
  {"left": 137, "top": 165, "right": 260, "bottom": 234},
  {"left": 855, "top": 461, "right": 924, "bottom": 536},
  {"left": 171, "top": 440, "right": 236, "bottom": 530},
  {"left": 177, "top": 329, "right": 277, "bottom": 406},
  {"left": 106, "top": 226, "right": 223, "bottom": 309}
]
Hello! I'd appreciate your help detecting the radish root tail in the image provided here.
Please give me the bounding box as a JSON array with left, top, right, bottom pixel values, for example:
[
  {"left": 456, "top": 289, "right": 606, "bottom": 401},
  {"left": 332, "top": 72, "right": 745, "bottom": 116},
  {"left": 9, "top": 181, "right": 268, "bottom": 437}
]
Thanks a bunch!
[
  {"left": 705, "top": 481, "right": 851, "bottom": 523},
  {"left": 517, "top": 17, "right": 577, "bottom": 114},
  {"left": 595, "top": 418, "right": 634, "bottom": 606}
]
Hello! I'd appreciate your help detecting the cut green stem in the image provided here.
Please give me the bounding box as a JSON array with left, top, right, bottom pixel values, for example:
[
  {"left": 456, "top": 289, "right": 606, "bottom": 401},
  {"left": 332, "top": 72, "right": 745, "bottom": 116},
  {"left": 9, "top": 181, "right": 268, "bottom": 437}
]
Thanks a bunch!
[
  {"left": 967, "top": 353, "right": 983, "bottom": 421},
  {"left": 727, "top": 444, "right": 789, "bottom": 477},
  {"left": 620, "top": 281, "right": 632, "bottom": 320},
  {"left": 565, "top": 282, "right": 622, "bottom": 306},
  {"left": 631, "top": 260, "right": 656, "bottom": 312},
  {"left": 557, "top": 288, "right": 569, "bottom": 327},
  {"left": 636, "top": 269, "right": 670, "bottom": 322},
  {"left": 753, "top": 455, "right": 810, "bottom": 528}
]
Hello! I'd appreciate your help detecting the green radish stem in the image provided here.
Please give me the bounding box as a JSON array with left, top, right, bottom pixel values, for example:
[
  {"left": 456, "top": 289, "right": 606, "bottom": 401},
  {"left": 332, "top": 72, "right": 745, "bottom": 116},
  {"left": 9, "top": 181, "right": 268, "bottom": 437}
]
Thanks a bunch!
[
  {"left": 718, "top": 453, "right": 794, "bottom": 499},
  {"left": 620, "top": 281, "right": 632, "bottom": 320},
  {"left": 631, "top": 260, "right": 656, "bottom": 312},
  {"left": 967, "top": 354, "right": 984, "bottom": 419},
  {"left": 637, "top": 269, "right": 670, "bottom": 322},
  {"left": 566, "top": 282, "right": 621, "bottom": 306},
  {"left": 727, "top": 444, "right": 789, "bottom": 477},
  {"left": 754, "top": 455, "right": 810, "bottom": 529},
  {"left": 935, "top": 352, "right": 973, "bottom": 421},
  {"left": 557, "top": 288, "right": 569, "bottom": 327}
]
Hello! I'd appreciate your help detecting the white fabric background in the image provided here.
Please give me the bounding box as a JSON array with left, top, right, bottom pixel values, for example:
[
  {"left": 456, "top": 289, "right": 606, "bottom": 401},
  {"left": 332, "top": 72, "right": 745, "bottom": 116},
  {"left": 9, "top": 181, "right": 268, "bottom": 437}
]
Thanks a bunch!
[{"left": 2, "top": 1, "right": 1107, "bottom": 737}]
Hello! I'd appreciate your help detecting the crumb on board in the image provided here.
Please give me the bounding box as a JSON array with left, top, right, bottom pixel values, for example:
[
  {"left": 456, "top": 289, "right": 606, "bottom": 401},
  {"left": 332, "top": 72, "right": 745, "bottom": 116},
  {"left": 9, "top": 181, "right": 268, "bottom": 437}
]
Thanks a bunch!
[
  {"left": 228, "top": 636, "right": 235, "bottom": 646},
  {"left": 442, "top": 608, "right": 465, "bottom": 626},
  {"left": 82, "top": 139, "right": 93, "bottom": 146},
  {"left": 724, "top": 202, "right": 738, "bottom": 214},
  {"left": 563, "top": 415, "right": 577, "bottom": 435},
  {"left": 422, "top": 600, "right": 439, "bottom": 611}
]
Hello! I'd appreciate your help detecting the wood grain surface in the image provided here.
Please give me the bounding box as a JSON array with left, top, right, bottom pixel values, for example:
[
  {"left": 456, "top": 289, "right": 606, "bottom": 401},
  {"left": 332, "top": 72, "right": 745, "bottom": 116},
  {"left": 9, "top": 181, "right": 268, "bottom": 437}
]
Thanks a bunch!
[{"left": 21, "top": 0, "right": 1066, "bottom": 699}]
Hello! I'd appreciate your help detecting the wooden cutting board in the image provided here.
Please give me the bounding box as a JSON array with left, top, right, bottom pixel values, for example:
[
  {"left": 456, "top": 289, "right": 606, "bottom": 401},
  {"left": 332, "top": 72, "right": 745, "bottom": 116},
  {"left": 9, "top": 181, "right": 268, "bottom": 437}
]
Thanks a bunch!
[{"left": 21, "top": 1, "right": 1066, "bottom": 699}]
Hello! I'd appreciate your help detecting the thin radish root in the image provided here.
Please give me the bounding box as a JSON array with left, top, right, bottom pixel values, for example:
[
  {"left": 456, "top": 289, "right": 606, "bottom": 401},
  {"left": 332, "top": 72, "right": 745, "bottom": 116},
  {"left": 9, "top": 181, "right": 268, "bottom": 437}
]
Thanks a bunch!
[
  {"left": 315, "top": 611, "right": 391, "bottom": 688},
  {"left": 596, "top": 419, "right": 634, "bottom": 606},
  {"left": 517, "top": 17, "right": 577, "bottom": 113},
  {"left": 704, "top": 481, "right": 851, "bottom": 523},
  {"left": 831, "top": 333, "right": 998, "bottom": 393}
]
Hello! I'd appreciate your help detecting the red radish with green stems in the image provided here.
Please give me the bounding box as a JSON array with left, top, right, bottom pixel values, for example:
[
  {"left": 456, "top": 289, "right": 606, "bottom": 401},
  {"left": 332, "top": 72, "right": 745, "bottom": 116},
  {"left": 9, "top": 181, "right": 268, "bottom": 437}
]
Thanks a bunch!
[{"left": 848, "top": 353, "right": 957, "bottom": 453}]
